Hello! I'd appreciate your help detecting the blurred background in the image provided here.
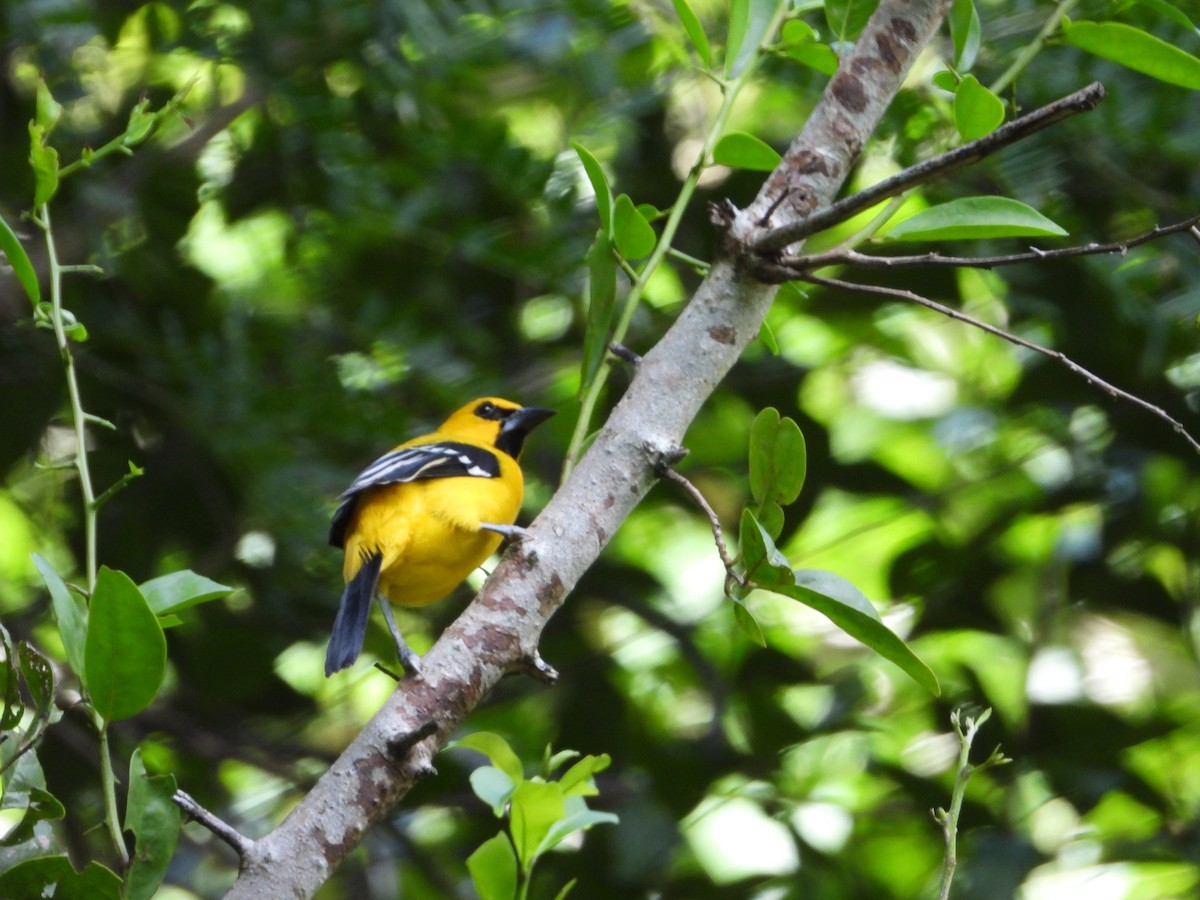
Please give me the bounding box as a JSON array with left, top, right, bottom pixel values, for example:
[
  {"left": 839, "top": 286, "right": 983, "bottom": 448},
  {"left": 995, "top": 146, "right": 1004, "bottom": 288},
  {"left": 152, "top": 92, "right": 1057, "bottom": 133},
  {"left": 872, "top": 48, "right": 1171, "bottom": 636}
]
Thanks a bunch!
[{"left": 2, "top": 0, "right": 1199, "bottom": 897}]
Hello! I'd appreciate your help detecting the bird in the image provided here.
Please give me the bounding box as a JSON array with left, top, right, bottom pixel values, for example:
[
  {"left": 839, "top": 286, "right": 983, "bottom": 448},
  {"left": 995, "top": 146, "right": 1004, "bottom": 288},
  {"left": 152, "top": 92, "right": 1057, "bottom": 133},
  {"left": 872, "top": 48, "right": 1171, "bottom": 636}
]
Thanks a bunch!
[{"left": 325, "top": 397, "right": 555, "bottom": 677}]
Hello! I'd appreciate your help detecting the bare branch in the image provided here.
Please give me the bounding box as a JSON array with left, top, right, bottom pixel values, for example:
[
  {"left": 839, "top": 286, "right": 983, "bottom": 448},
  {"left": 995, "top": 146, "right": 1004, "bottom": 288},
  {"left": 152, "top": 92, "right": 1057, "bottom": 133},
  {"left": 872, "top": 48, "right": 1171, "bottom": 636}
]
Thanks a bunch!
[
  {"left": 801, "top": 272, "right": 1200, "bottom": 456},
  {"left": 174, "top": 790, "right": 254, "bottom": 860},
  {"left": 767, "top": 215, "right": 1200, "bottom": 277},
  {"left": 661, "top": 467, "right": 743, "bottom": 586},
  {"left": 751, "top": 82, "right": 1107, "bottom": 254}
]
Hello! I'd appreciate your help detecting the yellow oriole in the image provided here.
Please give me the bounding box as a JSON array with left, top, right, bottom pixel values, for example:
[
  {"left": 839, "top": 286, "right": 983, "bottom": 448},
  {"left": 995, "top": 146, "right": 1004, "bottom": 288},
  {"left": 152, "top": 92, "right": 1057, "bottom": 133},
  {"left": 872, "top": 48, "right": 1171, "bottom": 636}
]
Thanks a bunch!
[{"left": 325, "top": 397, "right": 555, "bottom": 676}]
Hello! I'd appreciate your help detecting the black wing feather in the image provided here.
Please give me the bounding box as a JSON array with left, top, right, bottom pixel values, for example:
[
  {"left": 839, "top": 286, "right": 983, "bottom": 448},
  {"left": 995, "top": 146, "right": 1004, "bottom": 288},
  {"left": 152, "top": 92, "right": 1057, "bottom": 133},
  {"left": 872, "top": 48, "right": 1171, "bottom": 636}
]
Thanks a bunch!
[{"left": 328, "top": 441, "right": 501, "bottom": 548}]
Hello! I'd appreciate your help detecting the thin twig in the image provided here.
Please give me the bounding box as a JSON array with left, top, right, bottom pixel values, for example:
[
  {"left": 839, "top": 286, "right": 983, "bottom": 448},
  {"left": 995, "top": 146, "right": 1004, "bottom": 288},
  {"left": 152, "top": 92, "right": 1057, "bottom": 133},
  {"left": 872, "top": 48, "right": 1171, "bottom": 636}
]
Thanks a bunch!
[
  {"left": 174, "top": 789, "right": 255, "bottom": 859},
  {"left": 801, "top": 272, "right": 1200, "bottom": 457},
  {"left": 772, "top": 215, "right": 1200, "bottom": 275},
  {"left": 660, "top": 468, "right": 743, "bottom": 584},
  {"left": 752, "top": 82, "right": 1107, "bottom": 254}
]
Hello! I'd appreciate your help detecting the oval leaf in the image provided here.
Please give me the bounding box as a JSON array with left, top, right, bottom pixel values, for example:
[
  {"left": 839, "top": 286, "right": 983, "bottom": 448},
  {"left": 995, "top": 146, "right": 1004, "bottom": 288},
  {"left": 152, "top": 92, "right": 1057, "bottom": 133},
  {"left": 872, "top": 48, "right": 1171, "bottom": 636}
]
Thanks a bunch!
[
  {"left": 572, "top": 143, "right": 613, "bottom": 235},
  {"left": 450, "top": 731, "right": 525, "bottom": 784},
  {"left": 889, "top": 196, "right": 1067, "bottom": 242},
  {"left": 0, "top": 213, "right": 41, "bottom": 307},
  {"left": 612, "top": 194, "right": 656, "bottom": 260},
  {"left": 769, "top": 574, "right": 940, "bottom": 695},
  {"left": 581, "top": 231, "right": 616, "bottom": 394},
  {"left": 954, "top": 75, "right": 1004, "bottom": 140},
  {"left": 949, "top": 0, "right": 981, "bottom": 71},
  {"left": 725, "top": 0, "right": 778, "bottom": 77},
  {"left": 84, "top": 567, "right": 167, "bottom": 723},
  {"left": 468, "top": 832, "right": 519, "bottom": 900},
  {"left": 510, "top": 780, "right": 565, "bottom": 870},
  {"left": 139, "top": 570, "right": 233, "bottom": 616},
  {"left": 123, "top": 748, "right": 180, "bottom": 900},
  {"left": 470, "top": 766, "right": 517, "bottom": 817},
  {"left": 786, "top": 41, "right": 839, "bottom": 76},
  {"left": 712, "top": 131, "right": 782, "bottom": 172},
  {"left": 671, "top": 0, "right": 711, "bottom": 66},
  {"left": 32, "top": 554, "right": 87, "bottom": 679},
  {"left": 1063, "top": 20, "right": 1200, "bottom": 90}
]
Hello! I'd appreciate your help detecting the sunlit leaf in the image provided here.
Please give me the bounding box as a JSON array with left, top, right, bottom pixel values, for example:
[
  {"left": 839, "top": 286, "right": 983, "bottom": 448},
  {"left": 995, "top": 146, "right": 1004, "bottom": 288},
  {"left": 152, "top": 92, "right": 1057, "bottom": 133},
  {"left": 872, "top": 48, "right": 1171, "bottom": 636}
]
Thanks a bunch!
[
  {"left": 35, "top": 79, "right": 63, "bottom": 136},
  {"left": 28, "top": 124, "right": 59, "bottom": 208},
  {"left": 738, "top": 509, "right": 794, "bottom": 587},
  {"left": 712, "top": 132, "right": 781, "bottom": 172},
  {"left": 732, "top": 598, "right": 766, "bottom": 646},
  {"left": 726, "top": 0, "right": 778, "bottom": 77},
  {"left": 949, "top": 0, "right": 981, "bottom": 71},
  {"left": 613, "top": 194, "right": 656, "bottom": 260},
  {"left": 510, "top": 779, "right": 564, "bottom": 870},
  {"left": 769, "top": 574, "right": 940, "bottom": 695},
  {"left": 825, "top": 0, "right": 878, "bottom": 42},
  {"left": 572, "top": 143, "right": 613, "bottom": 234},
  {"left": 470, "top": 766, "right": 517, "bottom": 817},
  {"left": 889, "top": 196, "right": 1067, "bottom": 241},
  {"left": 541, "top": 800, "right": 619, "bottom": 854},
  {"left": 468, "top": 832, "right": 518, "bottom": 900},
  {"left": 1062, "top": 20, "right": 1200, "bottom": 90},
  {"left": 451, "top": 731, "right": 525, "bottom": 784},
  {"left": 786, "top": 41, "right": 839, "bottom": 75},
  {"left": 84, "top": 567, "right": 166, "bottom": 723},
  {"left": 559, "top": 753, "right": 610, "bottom": 797},
  {"left": 672, "top": 0, "right": 711, "bottom": 66},
  {"left": 954, "top": 75, "right": 1004, "bottom": 140}
]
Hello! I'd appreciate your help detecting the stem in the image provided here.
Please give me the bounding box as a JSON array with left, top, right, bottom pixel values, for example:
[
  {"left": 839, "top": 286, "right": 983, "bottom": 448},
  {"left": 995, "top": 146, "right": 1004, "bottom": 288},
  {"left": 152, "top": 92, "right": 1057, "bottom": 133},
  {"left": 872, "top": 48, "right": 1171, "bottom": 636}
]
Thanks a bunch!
[
  {"left": 936, "top": 709, "right": 998, "bottom": 900},
  {"left": 562, "top": 1, "right": 790, "bottom": 477},
  {"left": 96, "top": 717, "right": 130, "bottom": 868},
  {"left": 40, "top": 205, "right": 99, "bottom": 593},
  {"left": 989, "top": 0, "right": 1078, "bottom": 96}
]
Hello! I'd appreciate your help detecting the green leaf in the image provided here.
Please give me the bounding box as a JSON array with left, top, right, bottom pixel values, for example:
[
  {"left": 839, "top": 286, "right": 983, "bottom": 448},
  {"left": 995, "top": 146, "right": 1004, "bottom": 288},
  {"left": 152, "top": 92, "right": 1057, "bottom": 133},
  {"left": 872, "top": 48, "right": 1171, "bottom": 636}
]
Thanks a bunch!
[
  {"left": 0, "top": 213, "right": 41, "bottom": 307},
  {"left": 580, "top": 231, "right": 616, "bottom": 394},
  {"left": 450, "top": 732, "right": 525, "bottom": 784},
  {"left": 726, "top": 0, "right": 777, "bottom": 77},
  {"left": 84, "top": 567, "right": 167, "bottom": 723},
  {"left": 931, "top": 70, "right": 958, "bottom": 92},
  {"left": 18, "top": 641, "right": 57, "bottom": 726},
  {"left": 35, "top": 79, "right": 63, "bottom": 136},
  {"left": 552, "top": 879, "right": 578, "bottom": 900},
  {"left": 468, "top": 832, "right": 519, "bottom": 900},
  {"left": 1063, "top": 20, "right": 1200, "bottom": 90},
  {"left": 786, "top": 41, "right": 839, "bottom": 75},
  {"left": 122, "top": 99, "right": 157, "bottom": 148},
  {"left": 767, "top": 574, "right": 940, "bottom": 695},
  {"left": 543, "top": 748, "right": 580, "bottom": 777},
  {"left": 949, "top": 0, "right": 981, "bottom": 71},
  {"left": 123, "top": 748, "right": 181, "bottom": 900},
  {"left": 0, "top": 856, "right": 121, "bottom": 899},
  {"left": 757, "top": 319, "right": 779, "bottom": 354},
  {"left": 572, "top": 143, "right": 613, "bottom": 235},
  {"left": 954, "top": 75, "right": 1004, "bottom": 140},
  {"left": 558, "top": 753, "right": 611, "bottom": 797},
  {"left": 1135, "top": 0, "right": 1197, "bottom": 33},
  {"left": 732, "top": 598, "right": 766, "bottom": 646},
  {"left": 748, "top": 407, "right": 807, "bottom": 507},
  {"left": 31, "top": 555, "right": 88, "bottom": 679},
  {"left": 612, "top": 194, "right": 657, "bottom": 260},
  {"left": 541, "top": 799, "right": 619, "bottom": 854},
  {"left": 738, "top": 509, "right": 793, "bottom": 587},
  {"left": 0, "top": 625, "right": 22, "bottom": 730},
  {"left": 671, "top": 0, "right": 711, "bottom": 66},
  {"left": 138, "top": 570, "right": 233, "bottom": 617},
  {"left": 509, "top": 780, "right": 565, "bottom": 871},
  {"left": 825, "top": 0, "right": 878, "bottom": 42},
  {"left": 889, "top": 196, "right": 1068, "bottom": 242},
  {"left": 0, "top": 788, "right": 65, "bottom": 848},
  {"left": 712, "top": 132, "right": 782, "bottom": 172},
  {"left": 28, "top": 123, "right": 60, "bottom": 208},
  {"left": 470, "top": 766, "right": 517, "bottom": 817}
]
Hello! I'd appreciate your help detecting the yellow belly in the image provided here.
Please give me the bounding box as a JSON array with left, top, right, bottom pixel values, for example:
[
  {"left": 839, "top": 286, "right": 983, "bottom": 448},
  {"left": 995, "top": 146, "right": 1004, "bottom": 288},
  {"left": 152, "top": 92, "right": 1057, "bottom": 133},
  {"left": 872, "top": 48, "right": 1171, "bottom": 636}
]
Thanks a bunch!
[{"left": 342, "top": 475, "right": 520, "bottom": 607}]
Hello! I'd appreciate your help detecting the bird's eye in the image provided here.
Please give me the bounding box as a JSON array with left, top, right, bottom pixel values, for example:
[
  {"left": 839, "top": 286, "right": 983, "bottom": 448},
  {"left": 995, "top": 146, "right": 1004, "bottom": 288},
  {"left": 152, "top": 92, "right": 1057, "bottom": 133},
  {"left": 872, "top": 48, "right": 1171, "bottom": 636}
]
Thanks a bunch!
[{"left": 475, "top": 401, "right": 504, "bottom": 420}]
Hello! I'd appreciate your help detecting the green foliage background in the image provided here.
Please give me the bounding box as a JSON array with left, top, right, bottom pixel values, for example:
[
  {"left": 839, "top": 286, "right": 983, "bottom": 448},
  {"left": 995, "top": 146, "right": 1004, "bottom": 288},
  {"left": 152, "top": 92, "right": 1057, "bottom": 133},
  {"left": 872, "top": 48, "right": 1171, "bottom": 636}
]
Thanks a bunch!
[{"left": 2, "top": 0, "right": 1199, "bottom": 897}]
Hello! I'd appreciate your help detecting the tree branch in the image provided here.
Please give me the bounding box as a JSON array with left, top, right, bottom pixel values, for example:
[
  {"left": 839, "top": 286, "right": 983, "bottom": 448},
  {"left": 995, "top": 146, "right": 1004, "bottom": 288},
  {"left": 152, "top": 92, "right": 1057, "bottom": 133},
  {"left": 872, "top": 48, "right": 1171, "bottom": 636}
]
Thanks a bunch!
[
  {"left": 223, "top": 2, "right": 953, "bottom": 896},
  {"left": 749, "top": 81, "right": 1106, "bottom": 254},
  {"left": 800, "top": 272, "right": 1200, "bottom": 456},
  {"left": 767, "top": 214, "right": 1200, "bottom": 276}
]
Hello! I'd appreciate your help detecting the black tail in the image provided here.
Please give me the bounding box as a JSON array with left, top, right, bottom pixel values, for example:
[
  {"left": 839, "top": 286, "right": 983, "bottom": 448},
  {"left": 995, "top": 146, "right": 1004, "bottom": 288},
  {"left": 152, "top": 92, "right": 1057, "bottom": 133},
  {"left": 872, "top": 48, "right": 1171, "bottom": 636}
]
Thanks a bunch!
[{"left": 325, "top": 551, "right": 383, "bottom": 676}]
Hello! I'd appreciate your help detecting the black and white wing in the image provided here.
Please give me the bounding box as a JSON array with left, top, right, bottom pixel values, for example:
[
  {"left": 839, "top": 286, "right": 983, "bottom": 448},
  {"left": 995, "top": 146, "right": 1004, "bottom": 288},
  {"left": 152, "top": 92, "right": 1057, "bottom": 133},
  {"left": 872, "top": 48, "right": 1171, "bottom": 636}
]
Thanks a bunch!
[{"left": 328, "top": 441, "right": 500, "bottom": 548}]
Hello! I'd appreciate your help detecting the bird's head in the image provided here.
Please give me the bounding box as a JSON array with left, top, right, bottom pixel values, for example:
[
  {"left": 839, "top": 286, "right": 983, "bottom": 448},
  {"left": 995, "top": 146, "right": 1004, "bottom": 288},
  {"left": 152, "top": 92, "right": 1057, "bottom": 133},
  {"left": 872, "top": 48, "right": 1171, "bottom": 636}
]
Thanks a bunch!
[{"left": 440, "top": 397, "right": 556, "bottom": 458}]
